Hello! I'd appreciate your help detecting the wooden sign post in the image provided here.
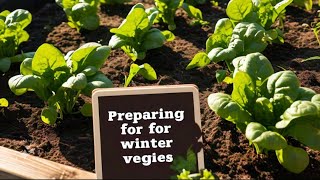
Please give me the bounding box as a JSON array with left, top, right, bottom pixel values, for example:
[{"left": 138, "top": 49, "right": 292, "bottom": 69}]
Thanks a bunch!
[{"left": 92, "top": 85, "right": 204, "bottom": 179}]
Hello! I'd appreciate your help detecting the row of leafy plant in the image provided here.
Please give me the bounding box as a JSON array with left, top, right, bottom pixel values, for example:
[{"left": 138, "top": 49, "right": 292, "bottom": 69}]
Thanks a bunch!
[{"left": 0, "top": 0, "right": 319, "bottom": 177}]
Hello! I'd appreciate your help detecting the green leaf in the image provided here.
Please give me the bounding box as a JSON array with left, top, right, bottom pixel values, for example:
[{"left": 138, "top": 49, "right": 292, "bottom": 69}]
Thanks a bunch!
[
  {"left": 206, "top": 34, "right": 229, "bottom": 53},
  {"left": 208, "top": 93, "right": 252, "bottom": 132},
  {"left": 5, "top": 9, "right": 32, "bottom": 29},
  {"left": 8, "top": 75, "right": 48, "bottom": 99},
  {"left": 0, "top": 57, "right": 11, "bottom": 72},
  {"left": 79, "top": 15, "right": 99, "bottom": 30},
  {"left": 31, "top": 43, "right": 67, "bottom": 77},
  {"left": 267, "top": 71, "right": 300, "bottom": 101},
  {"left": 138, "top": 63, "right": 157, "bottom": 80},
  {"left": 286, "top": 123, "right": 320, "bottom": 150},
  {"left": 41, "top": 107, "right": 58, "bottom": 125},
  {"left": 62, "top": 73, "right": 87, "bottom": 90},
  {"left": 20, "top": 58, "right": 33, "bottom": 75},
  {"left": 161, "top": 30, "right": 175, "bottom": 41},
  {"left": 226, "top": 0, "right": 253, "bottom": 21},
  {"left": 252, "top": 131, "right": 287, "bottom": 150},
  {"left": 276, "top": 101, "right": 318, "bottom": 128},
  {"left": 82, "top": 73, "right": 113, "bottom": 96},
  {"left": 276, "top": 145, "right": 309, "bottom": 174},
  {"left": 232, "top": 52, "right": 274, "bottom": 83},
  {"left": 141, "top": 29, "right": 166, "bottom": 50},
  {"left": 246, "top": 122, "right": 267, "bottom": 142},
  {"left": 80, "top": 103, "right": 92, "bottom": 117},
  {"left": 70, "top": 42, "right": 101, "bottom": 73},
  {"left": 186, "top": 52, "right": 211, "bottom": 70},
  {"left": 10, "top": 52, "right": 35, "bottom": 63},
  {"left": 231, "top": 71, "right": 255, "bottom": 108},
  {"left": 296, "top": 87, "right": 316, "bottom": 101},
  {"left": 214, "top": 18, "right": 233, "bottom": 35},
  {"left": 216, "top": 70, "right": 227, "bottom": 83},
  {"left": 124, "top": 63, "right": 140, "bottom": 87},
  {"left": 110, "top": 3, "right": 149, "bottom": 37},
  {"left": 0, "top": 98, "right": 8, "bottom": 107}
]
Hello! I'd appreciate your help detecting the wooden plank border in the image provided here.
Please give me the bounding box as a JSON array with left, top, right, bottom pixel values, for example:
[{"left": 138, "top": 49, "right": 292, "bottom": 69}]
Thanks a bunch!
[{"left": 0, "top": 146, "right": 96, "bottom": 179}]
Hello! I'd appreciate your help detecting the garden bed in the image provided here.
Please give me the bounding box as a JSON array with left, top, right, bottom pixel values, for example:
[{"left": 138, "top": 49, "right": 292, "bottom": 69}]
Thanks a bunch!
[{"left": 0, "top": 0, "right": 319, "bottom": 179}]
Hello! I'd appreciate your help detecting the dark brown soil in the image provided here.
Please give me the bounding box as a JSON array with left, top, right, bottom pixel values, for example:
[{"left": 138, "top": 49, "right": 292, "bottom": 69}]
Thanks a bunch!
[{"left": 1, "top": 0, "right": 320, "bottom": 179}]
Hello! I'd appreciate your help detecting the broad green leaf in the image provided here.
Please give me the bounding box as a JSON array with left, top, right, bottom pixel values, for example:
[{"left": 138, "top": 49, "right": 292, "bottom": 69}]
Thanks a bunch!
[
  {"left": 206, "top": 34, "right": 229, "bottom": 53},
  {"left": 41, "top": 107, "right": 58, "bottom": 125},
  {"left": 296, "top": 87, "right": 316, "bottom": 101},
  {"left": 20, "top": 58, "right": 33, "bottom": 75},
  {"left": 208, "top": 93, "right": 251, "bottom": 132},
  {"left": 62, "top": 73, "right": 87, "bottom": 90},
  {"left": 231, "top": 71, "right": 255, "bottom": 108},
  {"left": 5, "top": 9, "right": 32, "bottom": 29},
  {"left": 70, "top": 42, "right": 99, "bottom": 72},
  {"left": 161, "top": 30, "right": 175, "bottom": 41},
  {"left": 226, "top": 0, "right": 253, "bottom": 21},
  {"left": 214, "top": 18, "right": 233, "bottom": 35},
  {"left": 0, "top": 57, "right": 11, "bottom": 72},
  {"left": 32, "top": 43, "right": 67, "bottom": 77},
  {"left": 246, "top": 122, "right": 267, "bottom": 142},
  {"left": 80, "top": 103, "right": 92, "bottom": 117},
  {"left": 55, "top": 0, "right": 77, "bottom": 9},
  {"left": 8, "top": 75, "right": 50, "bottom": 100},
  {"left": 286, "top": 123, "right": 320, "bottom": 150},
  {"left": 253, "top": 131, "right": 287, "bottom": 150},
  {"left": 208, "top": 47, "right": 236, "bottom": 63},
  {"left": 276, "top": 145, "right": 309, "bottom": 174},
  {"left": 79, "top": 15, "right": 99, "bottom": 30},
  {"left": 232, "top": 53, "right": 274, "bottom": 83},
  {"left": 138, "top": 63, "right": 157, "bottom": 81},
  {"left": 267, "top": 71, "right": 300, "bottom": 101},
  {"left": 81, "top": 45, "right": 111, "bottom": 70},
  {"left": 82, "top": 73, "right": 113, "bottom": 96},
  {"left": 110, "top": 3, "right": 149, "bottom": 37},
  {"left": 141, "top": 29, "right": 166, "bottom": 50},
  {"left": 277, "top": 101, "right": 318, "bottom": 128},
  {"left": 186, "top": 52, "right": 211, "bottom": 70},
  {"left": 216, "top": 70, "right": 227, "bottom": 83},
  {"left": 0, "top": 98, "right": 8, "bottom": 107}
]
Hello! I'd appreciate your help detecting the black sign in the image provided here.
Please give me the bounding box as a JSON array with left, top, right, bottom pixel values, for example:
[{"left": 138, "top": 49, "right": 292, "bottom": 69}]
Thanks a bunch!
[{"left": 92, "top": 85, "right": 204, "bottom": 179}]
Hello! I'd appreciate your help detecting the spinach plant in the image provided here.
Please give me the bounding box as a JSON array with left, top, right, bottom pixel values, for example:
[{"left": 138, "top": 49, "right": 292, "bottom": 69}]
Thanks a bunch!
[
  {"left": 9, "top": 43, "right": 113, "bottom": 125},
  {"left": 0, "top": 9, "right": 33, "bottom": 72},
  {"left": 149, "top": 0, "right": 208, "bottom": 30},
  {"left": 109, "top": 3, "right": 174, "bottom": 86},
  {"left": 56, "top": 0, "right": 100, "bottom": 31},
  {"left": 208, "top": 52, "right": 320, "bottom": 173},
  {"left": 186, "top": 0, "right": 292, "bottom": 71}
]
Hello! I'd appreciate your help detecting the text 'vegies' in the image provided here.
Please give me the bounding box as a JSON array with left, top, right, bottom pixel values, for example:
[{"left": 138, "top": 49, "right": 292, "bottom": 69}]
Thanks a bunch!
[{"left": 108, "top": 108, "right": 185, "bottom": 124}]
